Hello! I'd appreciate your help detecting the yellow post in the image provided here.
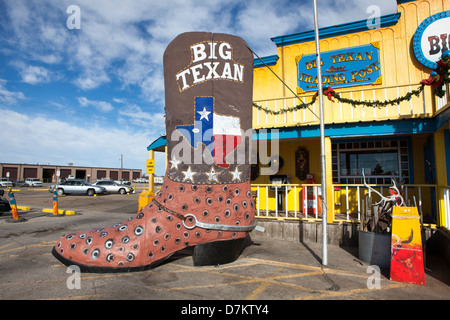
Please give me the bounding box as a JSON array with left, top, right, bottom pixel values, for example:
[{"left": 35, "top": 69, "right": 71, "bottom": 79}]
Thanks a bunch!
[
  {"left": 8, "top": 188, "right": 19, "bottom": 220},
  {"left": 6, "top": 187, "right": 27, "bottom": 223},
  {"left": 433, "top": 129, "right": 448, "bottom": 228},
  {"left": 52, "top": 186, "right": 59, "bottom": 215},
  {"left": 138, "top": 150, "right": 155, "bottom": 211},
  {"left": 324, "top": 136, "right": 334, "bottom": 223}
]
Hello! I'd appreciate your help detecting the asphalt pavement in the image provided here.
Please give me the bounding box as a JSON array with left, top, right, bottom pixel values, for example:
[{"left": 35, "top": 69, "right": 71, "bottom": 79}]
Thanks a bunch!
[{"left": 0, "top": 187, "right": 449, "bottom": 307}]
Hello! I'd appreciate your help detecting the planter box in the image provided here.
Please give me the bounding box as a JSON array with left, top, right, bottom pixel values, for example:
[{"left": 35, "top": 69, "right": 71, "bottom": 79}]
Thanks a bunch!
[{"left": 358, "top": 229, "right": 391, "bottom": 269}]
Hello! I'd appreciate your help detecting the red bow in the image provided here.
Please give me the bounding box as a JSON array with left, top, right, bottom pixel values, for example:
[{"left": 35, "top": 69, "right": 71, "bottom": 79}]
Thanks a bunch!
[
  {"left": 420, "top": 59, "right": 447, "bottom": 88},
  {"left": 312, "top": 86, "right": 335, "bottom": 102}
]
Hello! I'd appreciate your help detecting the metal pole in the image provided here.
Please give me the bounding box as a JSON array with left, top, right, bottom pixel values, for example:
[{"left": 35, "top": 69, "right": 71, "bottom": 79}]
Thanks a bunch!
[{"left": 313, "top": 0, "right": 327, "bottom": 266}]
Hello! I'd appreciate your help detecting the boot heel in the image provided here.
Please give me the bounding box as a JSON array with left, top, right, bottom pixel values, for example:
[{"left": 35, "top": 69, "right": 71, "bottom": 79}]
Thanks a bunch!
[{"left": 193, "top": 238, "right": 245, "bottom": 266}]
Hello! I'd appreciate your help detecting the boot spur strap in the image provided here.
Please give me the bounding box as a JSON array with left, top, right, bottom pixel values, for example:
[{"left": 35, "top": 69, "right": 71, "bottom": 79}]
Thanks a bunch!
[
  {"left": 152, "top": 198, "right": 185, "bottom": 220},
  {"left": 151, "top": 199, "right": 258, "bottom": 232},
  {"left": 182, "top": 213, "right": 257, "bottom": 232}
]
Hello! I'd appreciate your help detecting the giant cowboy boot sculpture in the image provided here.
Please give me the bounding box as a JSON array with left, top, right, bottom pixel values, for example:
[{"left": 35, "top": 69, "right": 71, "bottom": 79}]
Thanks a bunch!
[{"left": 52, "top": 32, "right": 257, "bottom": 272}]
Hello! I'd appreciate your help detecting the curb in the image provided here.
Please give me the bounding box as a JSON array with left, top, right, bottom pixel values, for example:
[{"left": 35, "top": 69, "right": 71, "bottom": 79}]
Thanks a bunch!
[{"left": 42, "top": 208, "right": 76, "bottom": 215}]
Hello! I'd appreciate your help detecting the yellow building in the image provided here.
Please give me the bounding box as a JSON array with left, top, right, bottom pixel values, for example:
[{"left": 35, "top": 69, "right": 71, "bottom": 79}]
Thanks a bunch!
[
  {"left": 148, "top": 0, "right": 450, "bottom": 231},
  {"left": 251, "top": 0, "right": 450, "bottom": 229}
]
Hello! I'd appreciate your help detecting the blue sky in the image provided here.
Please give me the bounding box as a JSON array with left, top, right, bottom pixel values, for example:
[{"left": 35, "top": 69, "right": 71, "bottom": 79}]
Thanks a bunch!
[{"left": 0, "top": 0, "right": 397, "bottom": 176}]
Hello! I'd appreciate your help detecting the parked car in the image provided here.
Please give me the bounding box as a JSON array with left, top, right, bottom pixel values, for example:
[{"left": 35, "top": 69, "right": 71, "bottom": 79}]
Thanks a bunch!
[
  {"left": 13, "top": 180, "right": 29, "bottom": 187},
  {"left": 114, "top": 179, "right": 131, "bottom": 185},
  {"left": 0, "top": 178, "right": 13, "bottom": 188},
  {"left": 25, "top": 178, "right": 43, "bottom": 187},
  {"left": 93, "top": 180, "right": 133, "bottom": 194},
  {"left": 0, "top": 189, "right": 11, "bottom": 214},
  {"left": 49, "top": 179, "right": 106, "bottom": 196}
]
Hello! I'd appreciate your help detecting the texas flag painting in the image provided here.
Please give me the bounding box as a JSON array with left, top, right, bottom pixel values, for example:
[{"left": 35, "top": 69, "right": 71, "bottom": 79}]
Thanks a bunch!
[{"left": 177, "top": 96, "right": 242, "bottom": 168}]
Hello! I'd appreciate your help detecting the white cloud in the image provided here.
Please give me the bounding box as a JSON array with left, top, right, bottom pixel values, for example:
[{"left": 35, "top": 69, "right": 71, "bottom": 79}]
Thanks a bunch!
[
  {"left": 315, "top": 0, "right": 398, "bottom": 28},
  {"left": 77, "top": 96, "right": 114, "bottom": 112},
  {"left": 112, "top": 98, "right": 127, "bottom": 104},
  {"left": 12, "top": 61, "right": 52, "bottom": 84},
  {"left": 118, "top": 104, "right": 165, "bottom": 133},
  {"left": 22, "top": 66, "right": 50, "bottom": 84},
  {"left": 1, "top": 0, "right": 398, "bottom": 100},
  {"left": 0, "top": 108, "right": 163, "bottom": 172},
  {"left": 0, "top": 79, "right": 26, "bottom": 104},
  {"left": 74, "top": 72, "right": 110, "bottom": 90}
]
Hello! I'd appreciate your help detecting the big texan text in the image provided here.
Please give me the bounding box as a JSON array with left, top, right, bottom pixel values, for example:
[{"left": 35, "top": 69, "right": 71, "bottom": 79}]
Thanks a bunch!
[{"left": 176, "top": 41, "right": 244, "bottom": 92}]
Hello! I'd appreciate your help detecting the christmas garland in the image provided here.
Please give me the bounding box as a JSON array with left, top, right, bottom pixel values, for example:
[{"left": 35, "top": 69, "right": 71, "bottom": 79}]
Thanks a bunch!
[
  {"left": 252, "top": 96, "right": 317, "bottom": 115},
  {"left": 253, "top": 53, "right": 450, "bottom": 115},
  {"left": 252, "top": 84, "right": 425, "bottom": 115}
]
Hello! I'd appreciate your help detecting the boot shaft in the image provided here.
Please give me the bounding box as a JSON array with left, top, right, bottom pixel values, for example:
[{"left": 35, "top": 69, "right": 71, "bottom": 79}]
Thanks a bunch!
[{"left": 163, "top": 32, "right": 254, "bottom": 185}]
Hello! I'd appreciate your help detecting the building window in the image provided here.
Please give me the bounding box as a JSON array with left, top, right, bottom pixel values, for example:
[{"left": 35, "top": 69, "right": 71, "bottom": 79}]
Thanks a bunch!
[{"left": 332, "top": 139, "right": 410, "bottom": 184}]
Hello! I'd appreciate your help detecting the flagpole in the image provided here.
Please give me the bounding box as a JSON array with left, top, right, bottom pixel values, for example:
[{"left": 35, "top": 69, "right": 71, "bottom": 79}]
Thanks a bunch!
[{"left": 313, "top": 0, "right": 327, "bottom": 266}]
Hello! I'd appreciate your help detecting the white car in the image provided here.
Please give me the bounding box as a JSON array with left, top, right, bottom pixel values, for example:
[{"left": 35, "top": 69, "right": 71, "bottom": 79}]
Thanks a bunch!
[
  {"left": 0, "top": 178, "right": 13, "bottom": 188},
  {"left": 114, "top": 179, "right": 131, "bottom": 185},
  {"left": 25, "top": 178, "right": 43, "bottom": 187},
  {"left": 94, "top": 180, "right": 133, "bottom": 194}
]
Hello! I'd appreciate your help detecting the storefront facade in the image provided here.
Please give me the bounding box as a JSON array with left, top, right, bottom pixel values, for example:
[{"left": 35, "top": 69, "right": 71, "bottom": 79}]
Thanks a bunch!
[
  {"left": 251, "top": 0, "right": 450, "bottom": 228},
  {"left": 147, "top": 0, "right": 450, "bottom": 229}
]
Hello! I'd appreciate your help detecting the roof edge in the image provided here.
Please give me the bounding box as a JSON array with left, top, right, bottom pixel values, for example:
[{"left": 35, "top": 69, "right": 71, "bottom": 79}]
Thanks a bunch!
[
  {"left": 147, "top": 135, "right": 167, "bottom": 152},
  {"left": 270, "top": 12, "right": 401, "bottom": 47},
  {"left": 253, "top": 54, "right": 279, "bottom": 68}
]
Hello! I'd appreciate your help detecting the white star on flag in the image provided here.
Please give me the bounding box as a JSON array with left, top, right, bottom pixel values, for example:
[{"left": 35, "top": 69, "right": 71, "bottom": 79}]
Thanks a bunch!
[
  {"left": 169, "top": 155, "right": 182, "bottom": 169},
  {"left": 182, "top": 166, "right": 196, "bottom": 182},
  {"left": 205, "top": 167, "right": 219, "bottom": 183},
  {"left": 230, "top": 167, "right": 242, "bottom": 182},
  {"left": 197, "top": 107, "right": 211, "bottom": 121}
]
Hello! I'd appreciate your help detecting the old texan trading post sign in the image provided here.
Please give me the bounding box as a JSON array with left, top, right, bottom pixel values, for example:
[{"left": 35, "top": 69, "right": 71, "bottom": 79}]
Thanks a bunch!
[{"left": 296, "top": 42, "right": 381, "bottom": 93}]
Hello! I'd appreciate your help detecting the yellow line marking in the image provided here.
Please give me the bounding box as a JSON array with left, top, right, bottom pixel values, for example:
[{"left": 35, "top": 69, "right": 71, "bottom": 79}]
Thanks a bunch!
[
  {"left": 149, "top": 269, "right": 329, "bottom": 294},
  {"left": 297, "top": 282, "right": 410, "bottom": 300},
  {"left": 168, "top": 261, "right": 263, "bottom": 273},
  {"left": 42, "top": 294, "right": 105, "bottom": 300},
  {"left": 0, "top": 242, "right": 16, "bottom": 250},
  {"left": 246, "top": 257, "right": 324, "bottom": 271},
  {"left": 246, "top": 257, "right": 378, "bottom": 280},
  {"left": 246, "top": 281, "right": 270, "bottom": 300},
  {"left": 0, "top": 241, "right": 56, "bottom": 255},
  {"left": 0, "top": 269, "right": 134, "bottom": 288},
  {"left": 152, "top": 257, "right": 399, "bottom": 298}
]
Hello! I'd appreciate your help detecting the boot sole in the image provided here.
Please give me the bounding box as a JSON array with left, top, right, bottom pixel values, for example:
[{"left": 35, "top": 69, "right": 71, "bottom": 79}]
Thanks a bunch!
[
  {"left": 52, "top": 247, "right": 176, "bottom": 273},
  {"left": 52, "top": 237, "right": 244, "bottom": 273},
  {"left": 192, "top": 238, "right": 244, "bottom": 266}
]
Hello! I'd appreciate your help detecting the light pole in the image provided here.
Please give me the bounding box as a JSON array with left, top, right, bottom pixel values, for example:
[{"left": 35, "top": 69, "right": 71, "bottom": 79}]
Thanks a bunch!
[{"left": 313, "top": 0, "right": 328, "bottom": 266}]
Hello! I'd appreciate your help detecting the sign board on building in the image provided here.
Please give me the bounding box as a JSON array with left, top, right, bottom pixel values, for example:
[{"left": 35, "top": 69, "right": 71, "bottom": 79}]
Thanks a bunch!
[
  {"left": 413, "top": 11, "right": 450, "bottom": 69},
  {"left": 296, "top": 42, "right": 381, "bottom": 93}
]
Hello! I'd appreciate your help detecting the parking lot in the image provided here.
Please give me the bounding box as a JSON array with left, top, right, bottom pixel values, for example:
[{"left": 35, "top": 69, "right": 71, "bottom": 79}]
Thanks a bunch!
[{"left": 0, "top": 185, "right": 449, "bottom": 305}]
